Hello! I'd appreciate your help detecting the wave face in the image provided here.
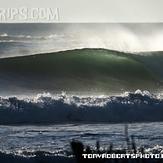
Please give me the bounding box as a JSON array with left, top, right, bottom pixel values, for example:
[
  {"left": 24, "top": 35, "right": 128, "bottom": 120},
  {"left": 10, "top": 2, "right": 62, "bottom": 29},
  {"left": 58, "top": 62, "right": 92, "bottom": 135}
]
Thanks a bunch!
[
  {"left": 0, "top": 48, "right": 162, "bottom": 95},
  {"left": 0, "top": 90, "right": 163, "bottom": 124}
]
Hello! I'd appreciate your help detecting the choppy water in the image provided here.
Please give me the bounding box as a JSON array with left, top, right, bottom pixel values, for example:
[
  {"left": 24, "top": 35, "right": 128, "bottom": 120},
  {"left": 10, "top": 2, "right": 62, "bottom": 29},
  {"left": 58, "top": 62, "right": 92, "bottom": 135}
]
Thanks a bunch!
[
  {"left": 0, "top": 123, "right": 163, "bottom": 156},
  {"left": 0, "top": 91, "right": 163, "bottom": 124}
]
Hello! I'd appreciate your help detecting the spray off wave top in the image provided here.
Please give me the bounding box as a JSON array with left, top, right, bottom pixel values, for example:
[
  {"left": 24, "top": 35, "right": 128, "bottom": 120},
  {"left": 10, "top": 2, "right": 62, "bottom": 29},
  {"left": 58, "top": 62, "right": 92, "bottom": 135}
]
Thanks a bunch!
[{"left": 0, "top": 90, "right": 163, "bottom": 124}]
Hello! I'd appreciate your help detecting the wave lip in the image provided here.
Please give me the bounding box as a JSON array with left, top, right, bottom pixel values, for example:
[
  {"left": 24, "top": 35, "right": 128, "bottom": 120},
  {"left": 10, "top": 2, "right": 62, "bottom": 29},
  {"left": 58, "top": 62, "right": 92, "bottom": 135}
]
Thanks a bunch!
[{"left": 0, "top": 90, "right": 163, "bottom": 124}]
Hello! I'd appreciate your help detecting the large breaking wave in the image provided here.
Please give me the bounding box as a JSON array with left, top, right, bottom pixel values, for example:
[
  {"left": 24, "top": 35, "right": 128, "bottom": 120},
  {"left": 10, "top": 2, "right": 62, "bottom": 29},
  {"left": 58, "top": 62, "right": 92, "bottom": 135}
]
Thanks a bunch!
[
  {"left": 0, "top": 90, "right": 163, "bottom": 124},
  {"left": 0, "top": 48, "right": 163, "bottom": 94}
]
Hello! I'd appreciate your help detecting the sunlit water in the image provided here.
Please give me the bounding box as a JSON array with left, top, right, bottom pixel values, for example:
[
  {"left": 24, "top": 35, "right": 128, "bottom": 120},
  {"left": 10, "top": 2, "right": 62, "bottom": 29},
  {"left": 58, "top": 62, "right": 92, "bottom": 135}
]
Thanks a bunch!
[{"left": 0, "top": 122, "right": 163, "bottom": 155}]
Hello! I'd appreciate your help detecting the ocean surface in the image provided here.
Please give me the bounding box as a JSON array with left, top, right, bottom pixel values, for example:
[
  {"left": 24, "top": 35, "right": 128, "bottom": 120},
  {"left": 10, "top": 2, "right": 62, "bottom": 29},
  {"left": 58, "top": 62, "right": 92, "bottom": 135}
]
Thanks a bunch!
[
  {"left": 0, "top": 91, "right": 163, "bottom": 124},
  {"left": 0, "top": 123, "right": 163, "bottom": 157},
  {"left": 0, "top": 23, "right": 163, "bottom": 162}
]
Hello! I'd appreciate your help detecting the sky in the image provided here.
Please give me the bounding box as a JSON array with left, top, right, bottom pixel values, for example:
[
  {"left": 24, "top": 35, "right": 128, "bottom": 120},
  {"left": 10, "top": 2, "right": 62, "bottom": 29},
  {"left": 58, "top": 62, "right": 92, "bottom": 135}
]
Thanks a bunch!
[{"left": 1, "top": 0, "right": 163, "bottom": 22}]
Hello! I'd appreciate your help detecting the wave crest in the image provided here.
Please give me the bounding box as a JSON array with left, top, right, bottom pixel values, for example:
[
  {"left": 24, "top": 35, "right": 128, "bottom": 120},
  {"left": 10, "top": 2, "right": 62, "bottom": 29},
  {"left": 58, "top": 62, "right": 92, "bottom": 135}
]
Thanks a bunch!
[
  {"left": 0, "top": 48, "right": 161, "bottom": 94},
  {"left": 0, "top": 90, "right": 163, "bottom": 124}
]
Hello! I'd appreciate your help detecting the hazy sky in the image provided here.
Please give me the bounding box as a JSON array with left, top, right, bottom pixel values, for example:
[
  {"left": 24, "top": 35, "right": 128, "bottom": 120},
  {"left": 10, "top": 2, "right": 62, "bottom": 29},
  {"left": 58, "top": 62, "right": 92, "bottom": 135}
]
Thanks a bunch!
[{"left": 1, "top": 0, "right": 163, "bottom": 22}]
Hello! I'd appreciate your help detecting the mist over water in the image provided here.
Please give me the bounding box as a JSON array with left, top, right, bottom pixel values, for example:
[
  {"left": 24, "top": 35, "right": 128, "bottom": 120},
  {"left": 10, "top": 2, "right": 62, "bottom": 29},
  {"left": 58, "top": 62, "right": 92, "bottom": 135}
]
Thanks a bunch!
[{"left": 1, "top": 23, "right": 163, "bottom": 58}]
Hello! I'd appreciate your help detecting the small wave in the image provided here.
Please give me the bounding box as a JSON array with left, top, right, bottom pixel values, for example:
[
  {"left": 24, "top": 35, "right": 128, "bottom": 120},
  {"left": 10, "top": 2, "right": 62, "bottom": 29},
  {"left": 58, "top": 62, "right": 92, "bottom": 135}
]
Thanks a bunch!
[
  {"left": 0, "top": 90, "right": 163, "bottom": 124},
  {"left": 0, "top": 40, "right": 14, "bottom": 43},
  {"left": 0, "top": 33, "right": 8, "bottom": 37},
  {"left": 0, "top": 33, "right": 64, "bottom": 40}
]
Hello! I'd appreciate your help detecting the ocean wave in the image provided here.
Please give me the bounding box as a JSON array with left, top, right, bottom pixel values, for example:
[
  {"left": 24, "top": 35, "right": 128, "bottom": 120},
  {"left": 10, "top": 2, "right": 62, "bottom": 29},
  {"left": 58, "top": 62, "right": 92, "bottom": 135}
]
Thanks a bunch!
[
  {"left": 0, "top": 33, "right": 8, "bottom": 37},
  {"left": 0, "top": 40, "right": 14, "bottom": 43},
  {"left": 0, "top": 48, "right": 162, "bottom": 94},
  {"left": 0, "top": 90, "right": 163, "bottom": 124},
  {"left": 0, "top": 33, "right": 64, "bottom": 41}
]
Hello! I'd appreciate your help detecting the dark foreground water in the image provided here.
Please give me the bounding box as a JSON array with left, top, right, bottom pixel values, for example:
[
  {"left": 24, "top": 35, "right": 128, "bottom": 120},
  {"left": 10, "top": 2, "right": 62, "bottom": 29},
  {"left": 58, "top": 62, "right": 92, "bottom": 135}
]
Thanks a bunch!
[{"left": 0, "top": 122, "right": 163, "bottom": 155}]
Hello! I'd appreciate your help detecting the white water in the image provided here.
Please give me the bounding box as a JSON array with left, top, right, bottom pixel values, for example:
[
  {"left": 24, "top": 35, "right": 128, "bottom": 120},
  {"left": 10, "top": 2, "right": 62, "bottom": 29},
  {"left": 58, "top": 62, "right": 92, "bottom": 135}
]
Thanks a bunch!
[{"left": 0, "top": 90, "right": 163, "bottom": 124}]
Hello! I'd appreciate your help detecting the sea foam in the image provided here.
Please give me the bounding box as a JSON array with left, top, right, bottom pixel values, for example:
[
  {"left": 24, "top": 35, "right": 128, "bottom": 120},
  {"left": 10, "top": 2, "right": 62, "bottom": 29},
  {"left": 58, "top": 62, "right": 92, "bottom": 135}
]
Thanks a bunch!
[{"left": 0, "top": 90, "right": 163, "bottom": 124}]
